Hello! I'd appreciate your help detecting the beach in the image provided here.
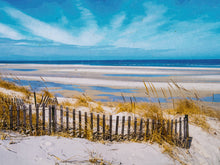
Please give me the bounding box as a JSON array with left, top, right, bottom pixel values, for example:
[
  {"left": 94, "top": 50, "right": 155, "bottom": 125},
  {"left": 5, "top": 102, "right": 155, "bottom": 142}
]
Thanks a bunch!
[
  {"left": 0, "top": 63, "right": 220, "bottom": 164},
  {"left": 0, "top": 63, "right": 220, "bottom": 105},
  {"left": 0, "top": 63, "right": 220, "bottom": 102}
]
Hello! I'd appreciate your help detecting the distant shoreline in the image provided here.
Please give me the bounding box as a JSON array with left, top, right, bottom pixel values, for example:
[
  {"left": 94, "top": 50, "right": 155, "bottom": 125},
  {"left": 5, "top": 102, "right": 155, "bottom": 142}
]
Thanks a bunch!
[{"left": 0, "top": 59, "right": 220, "bottom": 68}]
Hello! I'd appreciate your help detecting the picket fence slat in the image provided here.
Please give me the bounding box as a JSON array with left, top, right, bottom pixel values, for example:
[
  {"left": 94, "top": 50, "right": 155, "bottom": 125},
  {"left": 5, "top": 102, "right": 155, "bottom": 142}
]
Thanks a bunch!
[
  {"left": 0, "top": 102, "right": 191, "bottom": 148},
  {"left": 73, "top": 109, "right": 76, "bottom": 136}
]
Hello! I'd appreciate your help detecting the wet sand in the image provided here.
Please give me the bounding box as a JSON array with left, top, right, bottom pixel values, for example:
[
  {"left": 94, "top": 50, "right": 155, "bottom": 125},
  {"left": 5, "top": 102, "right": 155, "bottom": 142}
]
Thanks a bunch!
[{"left": 0, "top": 64, "right": 220, "bottom": 101}]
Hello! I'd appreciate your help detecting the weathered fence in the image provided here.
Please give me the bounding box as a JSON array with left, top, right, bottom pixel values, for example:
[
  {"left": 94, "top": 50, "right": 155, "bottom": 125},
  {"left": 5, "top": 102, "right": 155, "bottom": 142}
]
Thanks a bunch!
[
  {"left": 0, "top": 97, "right": 24, "bottom": 106},
  {"left": 34, "top": 91, "right": 58, "bottom": 108},
  {"left": 0, "top": 102, "right": 192, "bottom": 148}
]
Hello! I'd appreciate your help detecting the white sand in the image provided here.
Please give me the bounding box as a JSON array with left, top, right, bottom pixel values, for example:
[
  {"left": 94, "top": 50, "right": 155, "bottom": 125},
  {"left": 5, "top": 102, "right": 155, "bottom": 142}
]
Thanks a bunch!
[
  {"left": 49, "top": 68, "right": 188, "bottom": 75},
  {"left": 0, "top": 133, "right": 172, "bottom": 165},
  {"left": 0, "top": 87, "right": 24, "bottom": 97},
  {"left": 1, "top": 63, "right": 220, "bottom": 70},
  {"left": 0, "top": 80, "right": 219, "bottom": 164},
  {"left": 0, "top": 119, "right": 219, "bottom": 165},
  {"left": 6, "top": 75, "right": 220, "bottom": 91}
]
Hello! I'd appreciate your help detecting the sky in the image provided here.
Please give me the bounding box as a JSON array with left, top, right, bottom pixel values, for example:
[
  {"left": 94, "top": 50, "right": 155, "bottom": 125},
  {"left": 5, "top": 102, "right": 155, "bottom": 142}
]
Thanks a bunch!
[{"left": 0, "top": 0, "right": 220, "bottom": 60}]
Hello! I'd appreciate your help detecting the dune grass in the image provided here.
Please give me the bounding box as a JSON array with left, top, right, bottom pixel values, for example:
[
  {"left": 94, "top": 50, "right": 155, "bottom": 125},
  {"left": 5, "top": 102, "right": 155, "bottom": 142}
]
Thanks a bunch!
[
  {"left": 73, "top": 94, "right": 93, "bottom": 107},
  {"left": 0, "top": 76, "right": 31, "bottom": 97},
  {"left": 0, "top": 77, "right": 219, "bottom": 164}
]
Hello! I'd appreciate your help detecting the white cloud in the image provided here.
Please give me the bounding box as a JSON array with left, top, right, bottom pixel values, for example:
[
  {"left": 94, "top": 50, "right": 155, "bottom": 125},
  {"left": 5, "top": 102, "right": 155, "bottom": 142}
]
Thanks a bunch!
[
  {"left": 1, "top": 1, "right": 220, "bottom": 54},
  {"left": 111, "top": 2, "right": 220, "bottom": 53},
  {"left": 75, "top": 0, "right": 104, "bottom": 45},
  {"left": 4, "top": 7, "right": 78, "bottom": 45},
  {"left": 0, "top": 23, "right": 25, "bottom": 40},
  {"left": 146, "top": 20, "right": 220, "bottom": 50},
  {"left": 111, "top": 13, "right": 126, "bottom": 29},
  {"left": 3, "top": 6, "right": 104, "bottom": 46}
]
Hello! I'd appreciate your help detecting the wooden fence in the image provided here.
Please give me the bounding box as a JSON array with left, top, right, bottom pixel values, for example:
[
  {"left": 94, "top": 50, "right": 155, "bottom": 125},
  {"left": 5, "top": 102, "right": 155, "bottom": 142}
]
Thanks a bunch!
[{"left": 0, "top": 102, "right": 192, "bottom": 148}]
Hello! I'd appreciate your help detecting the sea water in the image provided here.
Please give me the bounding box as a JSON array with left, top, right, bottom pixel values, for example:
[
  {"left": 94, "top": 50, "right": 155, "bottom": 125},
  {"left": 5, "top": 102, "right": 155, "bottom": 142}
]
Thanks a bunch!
[{"left": 0, "top": 59, "right": 220, "bottom": 68}]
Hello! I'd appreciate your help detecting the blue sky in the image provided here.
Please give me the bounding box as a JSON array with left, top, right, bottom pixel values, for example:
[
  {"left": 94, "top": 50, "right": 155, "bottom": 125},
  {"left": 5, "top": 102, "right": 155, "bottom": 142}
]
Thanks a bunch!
[{"left": 0, "top": 0, "right": 220, "bottom": 60}]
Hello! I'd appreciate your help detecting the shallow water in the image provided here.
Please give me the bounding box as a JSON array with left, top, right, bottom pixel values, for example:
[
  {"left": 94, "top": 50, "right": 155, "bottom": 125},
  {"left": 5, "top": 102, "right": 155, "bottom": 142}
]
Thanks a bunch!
[
  {"left": 104, "top": 74, "right": 171, "bottom": 77},
  {"left": 95, "top": 95, "right": 168, "bottom": 103},
  {"left": 96, "top": 94, "right": 220, "bottom": 103},
  {"left": 7, "top": 68, "right": 38, "bottom": 72},
  {"left": 200, "top": 94, "right": 220, "bottom": 102},
  {"left": 91, "top": 86, "right": 137, "bottom": 93},
  {"left": 3, "top": 78, "right": 84, "bottom": 92},
  {"left": 2, "top": 78, "right": 220, "bottom": 102}
]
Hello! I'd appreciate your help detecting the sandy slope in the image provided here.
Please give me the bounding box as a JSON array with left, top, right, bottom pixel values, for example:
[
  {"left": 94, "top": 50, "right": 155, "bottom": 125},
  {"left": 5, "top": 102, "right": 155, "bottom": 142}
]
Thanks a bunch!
[
  {"left": 0, "top": 120, "right": 219, "bottom": 165},
  {"left": 0, "top": 133, "right": 173, "bottom": 165}
]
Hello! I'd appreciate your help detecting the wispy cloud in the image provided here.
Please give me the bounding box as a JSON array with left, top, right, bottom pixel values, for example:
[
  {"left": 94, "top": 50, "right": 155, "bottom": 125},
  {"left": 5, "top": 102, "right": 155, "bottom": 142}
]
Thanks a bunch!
[
  {"left": 110, "top": 13, "right": 126, "bottom": 30},
  {"left": 75, "top": 0, "right": 104, "bottom": 45},
  {"left": 0, "top": 23, "right": 25, "bottom": 40},
  {"left": 3, "top": 5, "right": 104, "bottom": 46},
  {"left": 110, "top": 2, "right": 220, "bottom": 53},
  {"left": 4, "top": 7, "right": 78, "bottom": 45},
  {"left": 0, "top": 0, "right": 220, "bottom": 59}
]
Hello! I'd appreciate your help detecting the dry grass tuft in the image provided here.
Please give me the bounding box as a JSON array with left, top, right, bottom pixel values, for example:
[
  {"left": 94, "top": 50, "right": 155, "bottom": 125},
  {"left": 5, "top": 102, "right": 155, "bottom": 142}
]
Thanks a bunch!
[
  {"left": 88, "top": 151, "right": 112, "bottom": 165},
  {"left": 91, "top": 103, "right": 105, "bottom": 113},
  {"left": 61, "top": 100, "right": 74, "bottom": 107},
  {"left": 0, "top": 77, "right": 31, "bottom": 97},
  {"left": 74, "top": 94, "right": 93, "bottom": 107}
]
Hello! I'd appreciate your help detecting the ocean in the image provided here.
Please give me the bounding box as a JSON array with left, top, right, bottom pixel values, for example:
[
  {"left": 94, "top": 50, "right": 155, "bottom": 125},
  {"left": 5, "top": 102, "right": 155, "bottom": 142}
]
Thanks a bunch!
[{"left": 0, "top": 59, "right": 220, "bottom": 68}]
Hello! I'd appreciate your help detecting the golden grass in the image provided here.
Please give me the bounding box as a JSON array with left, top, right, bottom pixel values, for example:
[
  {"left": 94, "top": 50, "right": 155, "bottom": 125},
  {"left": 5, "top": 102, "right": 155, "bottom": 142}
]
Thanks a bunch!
[
  {"left": 61, "top": 100, "right": 74, "bottom": 107},
  {"left": 88, "top": 150, "right": 112, "bottom": 165},
  {"left": 164, "top": 99, "right": 218, "bottom": 131},
  {"left": 73, "top": 94, "right": 93, "bottom": 107},
  {"left": 91, "top": 103, "right": 105, "bottom": 113},
  {"left": 0, "top": 77, "right": 31, "bottom": 97},
  {"left": 0, "top": 77, "right": 219, "bottom": 164}
]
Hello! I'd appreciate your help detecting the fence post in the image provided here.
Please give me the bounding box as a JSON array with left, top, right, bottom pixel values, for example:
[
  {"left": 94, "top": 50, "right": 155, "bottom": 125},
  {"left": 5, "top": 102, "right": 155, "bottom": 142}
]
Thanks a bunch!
[
  {"left": 9, "top": 105, "right": 13, "bottom": 129},
  {"left": 60, "top": 105, "right": 63, "bottom": 131},
  {"left": 121, "top": 116, "right": 125, "bottom": 140},
  {"left": 152, "top": 119, "right": 155, "bottom": 134},
  {"left": 179, "top": 117, "right": 182, "bottom": 141},
  {"left": 17, "top": 105, "right": 20, "bottom": 130},
  {"left": 145, "top": 119, "right": 149, "bottom": 139},
  {"left": 66, "top": 107, "right": 69, "bottom": 132},
  {"left": 90, "top": 113, "right": 93, "bottom": 140},
  {"left": 23, "top": 105, "right": 26, "bottom": 132},
  {"left": 171, "top": 119, "right": 173, "bottom": 137},
  {"left": 175, "top": 119, "right": 177, "bottom": 136},
  {"left": 52, "top": 105, "right": 56, "bottom": 133},
  {"left": 139, "top": 118, "right": 143, "bottom": 140},
  {"left": 42, "top": 103, "right": 45, "bottom": 132},
  {"left": 109, "top": 115, "right": 112, "bottom": 141},
  {"left": 39, "top": 94, "right": 44, "bottom": 106},
  {"left": 97, "top": 114, "right": 100, "bottom": 139},
  {"left": 127, "top": 116, "right": 131, "bottom": 140},
  {"left": 79, "top": 111, "right": 82, "bottom": 138},
  {"left": 48, "top": 105, "right": 52, "bottom": 134},
  {"left": 115, "top": 116, "right": 119, "bottom": 139},
  {"left": 103, "top": 114, "right": 105, "bottom": 140},
  {"left": 73, "top": 109, "right": 76, "bottom": 137},
  {"left": 2, "top": 106, "right": 6, "bottom": 128},
  {"left": 34, "top": 91, "right": 37, "bottom": 108},
  {"left": 51, "top": 105, "right": 54, "bottom": 132},
  {"left": 185, "top": 114, "right": 189, "bottom": 148},
  {"left": 134, "top": 117, "right": 137, "bottom": 139},
  {"left": 85, "top": 112, "right": 87, "bottom": 138},
  {"left": 157, "top": 120, "right": 161, "bottom": 134},
  {"left": 29, "top": 104, "right": 32, "bottom": 131},
  {"left": 162, "top": 120, "right": 165, "bottom": 135},
  {"left": 185, "top": 115, "right": 189, "bottom": 138},
  {"left": 167, "top": 120, "right": 170, "bottom": 136},
  {"left": 36, "top": 104, "right": 39, "bottom": 135}
]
